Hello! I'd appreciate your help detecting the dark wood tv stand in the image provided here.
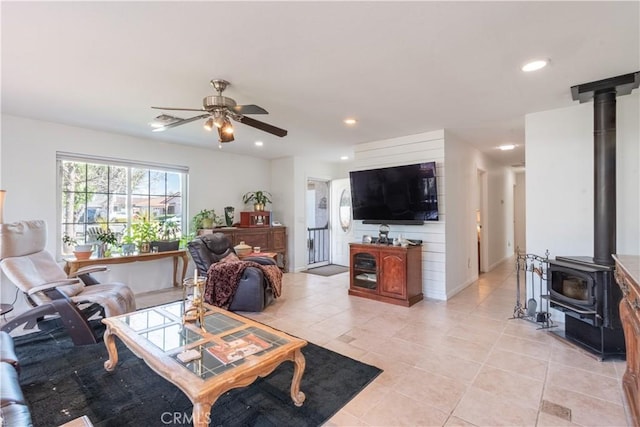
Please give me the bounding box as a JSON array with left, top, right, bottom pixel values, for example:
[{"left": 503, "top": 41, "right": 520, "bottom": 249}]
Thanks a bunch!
[{"left": 349, "top": 243, "right": 423, "bottom": 307}]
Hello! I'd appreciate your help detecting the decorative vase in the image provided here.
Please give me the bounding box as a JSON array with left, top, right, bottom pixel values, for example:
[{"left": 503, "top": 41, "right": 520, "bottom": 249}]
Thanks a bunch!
[
  {"left": 224, "top": 206, "right": 235, "bottom": 227},
  {"left": 253, "top": 203, "right": 264, "bottom": 212}
]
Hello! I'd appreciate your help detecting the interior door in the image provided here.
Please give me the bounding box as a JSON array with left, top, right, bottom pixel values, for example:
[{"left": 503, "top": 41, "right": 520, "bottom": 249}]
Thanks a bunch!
[{"left": 330, "top": 178, "right": 353, "bottom": 267}]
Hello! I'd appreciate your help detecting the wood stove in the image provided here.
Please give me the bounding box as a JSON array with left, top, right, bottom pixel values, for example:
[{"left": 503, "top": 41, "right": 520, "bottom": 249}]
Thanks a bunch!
[
  {"left": 547, "top": 72, "right": 639, "bottom": 359},
  {"left": 548, "top": 256, "right": 624, "bottom": 358}
]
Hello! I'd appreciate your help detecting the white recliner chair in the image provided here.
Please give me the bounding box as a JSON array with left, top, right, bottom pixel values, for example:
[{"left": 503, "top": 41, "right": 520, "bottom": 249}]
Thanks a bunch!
[{"left": 0, "top": 220, "right": 136, "bottom": 345}]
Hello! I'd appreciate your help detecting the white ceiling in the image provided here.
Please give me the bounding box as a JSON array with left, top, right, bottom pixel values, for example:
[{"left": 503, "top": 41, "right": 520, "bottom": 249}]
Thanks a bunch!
[{"left": 2, "top": 2, "right": 638, "bottom": 166}]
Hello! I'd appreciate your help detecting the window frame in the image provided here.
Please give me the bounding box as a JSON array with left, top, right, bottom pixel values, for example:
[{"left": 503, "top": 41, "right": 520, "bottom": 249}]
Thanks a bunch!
[{"left": 56, "top": 152, "right": 189, "bottom": 258}]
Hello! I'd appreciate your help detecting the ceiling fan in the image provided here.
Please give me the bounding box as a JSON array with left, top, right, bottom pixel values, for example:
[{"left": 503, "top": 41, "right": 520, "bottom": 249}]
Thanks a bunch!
[{"left": 150, "top": 79, "right": 287, "bottom": 145}]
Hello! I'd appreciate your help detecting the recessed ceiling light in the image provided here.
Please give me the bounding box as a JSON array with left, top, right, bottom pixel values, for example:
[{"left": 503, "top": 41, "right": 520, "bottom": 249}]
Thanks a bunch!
[
  {"left": 521, "top": 59, "right": 548, "bottom": 72},
  {"left": 255, "top": 141, "right": 264, "bottom": 147},
  {"left": 340, "top": 156, "right": 349, "bottom": 160},
  {"left": 344, "top": 118, "right": 357, "bottom": 125},
  {"left": 498, "top": 144, "right": 516, "bottom": 151}
]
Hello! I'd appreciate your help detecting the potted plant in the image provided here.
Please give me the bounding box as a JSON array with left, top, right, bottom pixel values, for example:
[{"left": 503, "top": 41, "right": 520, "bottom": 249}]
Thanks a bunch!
[
  {"left": 151, "top": 218, "right": 181, "bottom": 252},
  {"left": 62, "top": 233, "right": 93, "bottom": 257},
  {"left": 120, "top": 231, "right": 136, "bottom": 255},
  {"left": 95, "top": 228, "right": 119, "bottom": 257},
  {"left": 242, "top": 191, "right": 272, "bottom": 211},
  {"left": 130, "top": 218, "right": 159, "bottom": 253},
  {"left": 191, "top": 209, "right": 222, "bottom": 232}
]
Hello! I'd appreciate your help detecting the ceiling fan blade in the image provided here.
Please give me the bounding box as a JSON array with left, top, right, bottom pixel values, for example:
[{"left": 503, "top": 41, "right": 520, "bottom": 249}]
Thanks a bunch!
[
  {"left": 232, "top": 104, "right": 268, "bottom": 115},
  {"left": 238, "top": 116, "right": 288, "bottom": 137},
  {"left": 152, "top": 114, "right": 210, "bottom": 132},
  {"left": 152, "top": 106, "right": 208, "bottom": 112}
]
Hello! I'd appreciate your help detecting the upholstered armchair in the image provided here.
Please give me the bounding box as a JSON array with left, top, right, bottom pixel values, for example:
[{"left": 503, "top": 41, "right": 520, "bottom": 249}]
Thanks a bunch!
[
  {"left": 0, "top": 220, "right": 136, "bottom": 345},
  {"left": 187, "top": 233, "right": 275, "bottom": 312}
]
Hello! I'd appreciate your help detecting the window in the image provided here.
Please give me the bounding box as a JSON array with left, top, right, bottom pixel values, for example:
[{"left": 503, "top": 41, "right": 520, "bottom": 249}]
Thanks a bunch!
[{"left": 58, "top": 153, "right": 188, "bottom": 254}]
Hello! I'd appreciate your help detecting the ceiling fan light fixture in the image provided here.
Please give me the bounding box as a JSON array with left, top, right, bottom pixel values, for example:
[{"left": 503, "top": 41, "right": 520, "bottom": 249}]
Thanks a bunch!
[
  {"left": 217, "top": 124, "right": 235, "bottom": 143},
  {"left": 203, "top": 118, "right": 215, "bottom": 131},
  {"left": 213, "top": 114, "right": 226, "bottom": 128},
  {"left": 221, "top": 119, "right": 234, "bottom": 135}
]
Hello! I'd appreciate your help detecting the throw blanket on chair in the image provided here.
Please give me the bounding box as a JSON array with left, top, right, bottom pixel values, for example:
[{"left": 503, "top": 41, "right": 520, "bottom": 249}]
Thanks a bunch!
[{"left": 204, "top": 261, "right": 282, "bottom": 309}]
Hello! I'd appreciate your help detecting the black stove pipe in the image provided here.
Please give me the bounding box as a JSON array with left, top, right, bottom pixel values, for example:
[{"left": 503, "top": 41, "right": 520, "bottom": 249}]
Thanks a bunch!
[
  {"left": 593, "top": 90, "right": 616, "bottom": 266},
  {"left": 571, "top": 72, "right": 639, "bottom": 266}
]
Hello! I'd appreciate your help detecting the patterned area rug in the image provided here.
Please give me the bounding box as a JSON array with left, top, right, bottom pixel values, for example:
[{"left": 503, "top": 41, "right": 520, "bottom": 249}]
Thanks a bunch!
[{"left": 13, "top": 321, "right": 381, "bottom": 427}]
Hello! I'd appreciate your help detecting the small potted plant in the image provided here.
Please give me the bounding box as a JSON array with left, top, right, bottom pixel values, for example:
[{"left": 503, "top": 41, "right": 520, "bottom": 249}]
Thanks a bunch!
[
  {"left": 95, "top": 228, "right": 118, "bottom": 257},
  {"left": 242, "top": 191, "right": 272, "bottom": 211},
  {"left": 121, "top": 231, "right": 136, "bottom": 255},
  {"left": 191, "top": 209, "right": 222, "bottom": 232},
  {"left": 131, "top": 218, "right": 159, "bottom": 253},
  {"left": 151, "top": 218, "right": 181, "bottom": 252},
  {"left": 62, "top": 233, "right": 93, "bottom": 258}
]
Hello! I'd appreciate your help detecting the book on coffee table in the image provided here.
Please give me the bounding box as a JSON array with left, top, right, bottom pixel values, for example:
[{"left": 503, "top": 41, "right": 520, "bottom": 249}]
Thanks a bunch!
[{"left": 206, "top": 334, "right": 272, "bottom": 364}]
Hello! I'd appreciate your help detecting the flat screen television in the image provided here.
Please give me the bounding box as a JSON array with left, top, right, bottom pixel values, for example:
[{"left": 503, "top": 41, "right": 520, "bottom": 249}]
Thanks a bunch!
[{"left": 349, "top": 162, "right": 438, "bottom": 224}]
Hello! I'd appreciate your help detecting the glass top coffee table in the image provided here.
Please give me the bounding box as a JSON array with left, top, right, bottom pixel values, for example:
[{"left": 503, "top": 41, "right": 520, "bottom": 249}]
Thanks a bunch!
[{"left": 102, "top": 301, "right": 307, "bottom": 426}]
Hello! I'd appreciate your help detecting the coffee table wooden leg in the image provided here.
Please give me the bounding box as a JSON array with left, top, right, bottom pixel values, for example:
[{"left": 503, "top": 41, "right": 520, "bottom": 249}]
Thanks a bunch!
[
  {"left": 103, "top": 327, "right": 119, "bottom": 372},
  {"left": 192, "top": 401, "right": 212, "bottom": 427},
  {"left": 290, "top": 348, "right": 306, "bottom": 406}
]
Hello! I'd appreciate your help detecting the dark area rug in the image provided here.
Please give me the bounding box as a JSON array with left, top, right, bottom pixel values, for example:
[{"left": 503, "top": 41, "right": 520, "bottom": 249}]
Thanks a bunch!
[
  {"left": 13, "top": 322, "right": 381, "bottom": 427},
  {"left": 303, "top": 265, "right": 349, "bottom": 277}
]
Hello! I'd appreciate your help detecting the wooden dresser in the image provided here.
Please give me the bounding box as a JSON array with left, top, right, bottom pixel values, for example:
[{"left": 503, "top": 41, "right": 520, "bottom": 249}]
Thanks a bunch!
[
  {"left": 613, "top": 254, "right": 640, "bottom": 427},
  {"left": 198, "top": 226, "right": 287, "bottom": 271}
]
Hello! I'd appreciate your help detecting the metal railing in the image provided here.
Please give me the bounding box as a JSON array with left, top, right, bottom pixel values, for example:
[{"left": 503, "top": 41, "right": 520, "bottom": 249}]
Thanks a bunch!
[{"left": 307, "top": 226, "right": 329, "bottom": 265}]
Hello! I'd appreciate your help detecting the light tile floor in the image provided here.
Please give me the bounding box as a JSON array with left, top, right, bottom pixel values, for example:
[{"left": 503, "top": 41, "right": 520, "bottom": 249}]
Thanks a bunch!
[{"left": 137, "top": 257, "right": 629, "bottom": 426}]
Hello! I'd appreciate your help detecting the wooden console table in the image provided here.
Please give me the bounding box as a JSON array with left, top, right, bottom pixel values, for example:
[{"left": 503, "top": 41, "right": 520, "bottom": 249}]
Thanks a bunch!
[
  {"left": 64, "top": 250, "right": 189, "bottom": 287},
  {"left": 613, "top": 254, "right": 640, "bottom": 427},
  {"left": 198, "top": 226, "right": 287, "bottom": 271}
]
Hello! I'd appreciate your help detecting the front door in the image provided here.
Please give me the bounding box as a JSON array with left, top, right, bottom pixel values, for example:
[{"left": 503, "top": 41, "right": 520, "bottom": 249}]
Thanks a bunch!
[
  {"left": 306, "top": 178, "right": 330, "bottom": 268},
  {"left": 330, "top": 178, "right": 353, "bottom": 267}
]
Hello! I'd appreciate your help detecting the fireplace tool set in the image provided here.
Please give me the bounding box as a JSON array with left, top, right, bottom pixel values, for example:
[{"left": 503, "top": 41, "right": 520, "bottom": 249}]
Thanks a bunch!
[{"left": 512, "top": 250, "right": 555, "bottom": 330}]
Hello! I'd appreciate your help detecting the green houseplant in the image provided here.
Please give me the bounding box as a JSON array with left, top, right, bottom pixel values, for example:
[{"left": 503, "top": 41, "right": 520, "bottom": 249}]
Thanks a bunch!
[
  {"left": 191, "top": 209, "right": 222, "bottom": 232},
  {"left": 242, "top": 191, "right": 272, "bottom": 211},
  {"left": 95, "top": 228, "right": 119, "bottom": 257},
  {"left": 62, "top": 233, "right": 93, "bottom": 255},
  {"left": 130, "top": 218, "right": 159, "bottom": 253},
  {"left": 120, "top": 231, "right": 136, "bottom": 255},
  {"left": 151, "top": 218, "right": 181, "bottom": 252}
]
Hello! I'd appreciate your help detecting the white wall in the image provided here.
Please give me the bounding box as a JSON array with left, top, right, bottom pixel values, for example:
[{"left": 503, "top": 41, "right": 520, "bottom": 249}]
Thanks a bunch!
[
  {"left": 270, "top": 156, "right": 295, "bottom": 270},
  {"left": 526, "top": 92, "right": 639, "bottom": 258},
  {"left": 1, "top": 114, "right": 272, "bottom": 313},
  {"left": 514, "top": 172, "right": 526, "bottom": 253}
]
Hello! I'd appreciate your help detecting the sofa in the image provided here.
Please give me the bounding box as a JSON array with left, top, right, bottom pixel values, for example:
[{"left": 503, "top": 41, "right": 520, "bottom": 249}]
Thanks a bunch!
[
  {"left": 0, "top": 331, "right": 93, "bottom": 427},
  {"left": 0, "top": 331, "right": 31, "bottom": 426},
  {"left": 188, "top": 233, "right": 275, "bottom": 312}
]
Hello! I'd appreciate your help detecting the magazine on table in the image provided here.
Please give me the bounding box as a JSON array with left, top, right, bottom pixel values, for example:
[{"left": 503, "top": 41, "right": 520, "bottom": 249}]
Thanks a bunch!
[{"left": 206, "top": 334, "right": 272, "bottom": 364}]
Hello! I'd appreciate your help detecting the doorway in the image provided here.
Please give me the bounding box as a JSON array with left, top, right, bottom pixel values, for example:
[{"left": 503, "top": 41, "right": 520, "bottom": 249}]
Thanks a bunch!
[
  {"left": 306, "top": 178, "right": 330, "bottom": 268},
  {"left": 476, "top": 169, "right": 487, "bottom": 274},
  {"left": 330, "top": 178, "right": 353, "bottom": 267}
]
